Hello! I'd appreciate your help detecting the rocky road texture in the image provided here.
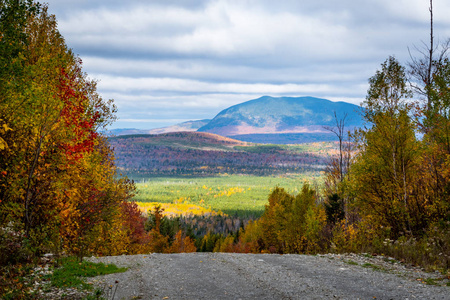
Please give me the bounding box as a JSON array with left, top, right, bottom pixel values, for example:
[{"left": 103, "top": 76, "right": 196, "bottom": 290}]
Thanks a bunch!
[{"left": 87, "top": 253, "right": 449, "bottom": 300}]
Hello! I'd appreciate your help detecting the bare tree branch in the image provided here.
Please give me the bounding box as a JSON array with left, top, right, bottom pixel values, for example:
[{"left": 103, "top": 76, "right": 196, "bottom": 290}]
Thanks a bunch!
[
  {"left": 324, "top": 111, "right": 348, "bottom": 182},
  {"left": 407, "top": 0, "right": 450, "bottom": 109}
]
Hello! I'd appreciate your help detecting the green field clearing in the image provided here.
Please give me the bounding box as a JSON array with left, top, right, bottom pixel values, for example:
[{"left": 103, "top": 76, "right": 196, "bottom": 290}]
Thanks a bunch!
[{"left": 133, "top": 173, "right": 324, "bottom": 217}]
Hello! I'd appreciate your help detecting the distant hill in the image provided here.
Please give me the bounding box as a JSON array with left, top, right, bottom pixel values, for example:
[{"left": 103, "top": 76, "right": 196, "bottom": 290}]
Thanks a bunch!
[
  {"left": 108, "top": 119, "right": 211, "bottom": 136},
  {"left": 109, "top": 131, "right": 335, "bottom": 177},
  {"left": 197, "top": 96, "right": 363, "bottom": 139},
  {"left": 110, "top": 131, "right": 248, "bottom": 151}
]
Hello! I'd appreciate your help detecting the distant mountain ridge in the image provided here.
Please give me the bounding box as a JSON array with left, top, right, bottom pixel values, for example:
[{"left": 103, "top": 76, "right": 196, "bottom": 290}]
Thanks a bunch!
[
  {"left": 108, "top": 119, "right": 210, "bottom": 136},
  {"left": 148, "top": 119, "right": 211, "bottom": 134},
  {"left": 197, "top": 96, "right": 363, "bottom": 137}
]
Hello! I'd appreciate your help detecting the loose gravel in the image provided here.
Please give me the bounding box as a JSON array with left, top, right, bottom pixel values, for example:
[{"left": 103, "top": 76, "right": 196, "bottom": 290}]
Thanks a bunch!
[{"left": 84, "top": 253, "right": 449, "bottom": 300}]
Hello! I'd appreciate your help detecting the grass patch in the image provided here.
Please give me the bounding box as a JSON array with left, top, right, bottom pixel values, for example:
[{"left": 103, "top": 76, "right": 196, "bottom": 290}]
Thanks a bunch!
[
  {"left": 345, "top": 260, "right": 359, "bottom": 266},
  {"left": 375, "top": 229, "right": 450, "bottom": 274},
  {"left": 423, "top": 278, "right": 439, "bottom": 285},
  {"left": 361, "top": 263, "right": 384, "bottom": 271},
  {"left": 48, "top": 257, "right": 127, "bottom": 290}
]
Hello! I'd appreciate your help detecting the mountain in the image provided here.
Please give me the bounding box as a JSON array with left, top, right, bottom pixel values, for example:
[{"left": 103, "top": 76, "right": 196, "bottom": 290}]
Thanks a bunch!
[
  {"left": 108, "top": 119, "right": 211, "bottom": 136},
  {"left": 197, "top": 96, "right": 363, "bottom": 138}
]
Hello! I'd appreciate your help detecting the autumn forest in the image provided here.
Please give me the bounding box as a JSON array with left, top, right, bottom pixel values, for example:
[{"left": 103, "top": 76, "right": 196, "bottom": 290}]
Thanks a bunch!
[{"left": 1, "top": 0, "right": 449, "bottom": 298}]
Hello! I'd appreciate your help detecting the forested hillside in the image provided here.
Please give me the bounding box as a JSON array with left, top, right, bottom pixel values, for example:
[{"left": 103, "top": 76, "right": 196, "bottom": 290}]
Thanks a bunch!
[{"left": 109, "top": 132, "right": 334, "bottom": 176}]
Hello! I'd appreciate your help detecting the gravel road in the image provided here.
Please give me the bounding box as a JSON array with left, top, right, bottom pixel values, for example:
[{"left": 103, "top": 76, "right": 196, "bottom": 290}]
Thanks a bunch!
[{"left": 88, "top": 253, "right": 449, "bottom": 300}]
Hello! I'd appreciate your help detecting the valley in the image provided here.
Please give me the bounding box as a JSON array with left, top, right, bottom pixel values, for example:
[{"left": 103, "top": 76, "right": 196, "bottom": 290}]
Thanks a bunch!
[
  {"left": 109, "top": 131, "right": 333, "bottom": 217},
  {"left": 133, "top": 174, "right": 320, "bottom": 218},
  {"left": 107, "top": 130, "right": 335, "bottom": 237}
]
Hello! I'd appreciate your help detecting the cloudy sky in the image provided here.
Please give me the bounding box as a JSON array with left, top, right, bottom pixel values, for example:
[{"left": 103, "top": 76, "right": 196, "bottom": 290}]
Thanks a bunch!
[{"left": 46, "top": 0, "right": 450, "bottom": 129}]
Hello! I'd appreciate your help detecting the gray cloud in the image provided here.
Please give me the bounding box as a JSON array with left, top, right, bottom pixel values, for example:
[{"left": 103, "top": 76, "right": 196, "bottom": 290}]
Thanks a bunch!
[{"left": 45, "top": 0, "right": 450, "bottom": 129}]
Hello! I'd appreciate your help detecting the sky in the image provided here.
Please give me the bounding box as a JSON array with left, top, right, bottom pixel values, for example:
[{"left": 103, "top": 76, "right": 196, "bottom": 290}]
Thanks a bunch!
[{"left": 45, "top": 0, "right": 450, "bottom": 129}]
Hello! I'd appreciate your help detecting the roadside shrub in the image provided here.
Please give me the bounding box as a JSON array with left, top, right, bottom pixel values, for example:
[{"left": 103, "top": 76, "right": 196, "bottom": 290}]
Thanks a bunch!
[
  {"left": 330, "top": 217, "right": 380, "bottom": 254},
  {"left": 375, "top": 224, "right": 449, "bottom": 272},
  {"left": 330, "top": 220, "right": 359, "bottom": 253},
  {"left": 0, "top": 223, "right": 32, "bottom": 266},
  {"left": 0, "top": 263, "right": 34, "bottom": 299}
]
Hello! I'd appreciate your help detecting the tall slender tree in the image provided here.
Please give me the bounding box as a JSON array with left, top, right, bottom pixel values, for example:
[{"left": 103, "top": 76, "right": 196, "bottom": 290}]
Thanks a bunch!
[{"left": 351, "top": 57, "right": 420, "bottom": 237}]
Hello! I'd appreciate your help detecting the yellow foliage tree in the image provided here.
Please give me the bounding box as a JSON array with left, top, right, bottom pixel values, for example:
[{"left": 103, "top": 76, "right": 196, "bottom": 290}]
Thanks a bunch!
[{"left": 257, "top": 184, "right": 327, "bottom": 254}]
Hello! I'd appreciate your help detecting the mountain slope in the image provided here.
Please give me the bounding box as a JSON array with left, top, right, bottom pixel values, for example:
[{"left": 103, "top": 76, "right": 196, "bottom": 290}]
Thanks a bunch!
[{"left": 197, "top": 96, "right": 362, "bottom": 136}]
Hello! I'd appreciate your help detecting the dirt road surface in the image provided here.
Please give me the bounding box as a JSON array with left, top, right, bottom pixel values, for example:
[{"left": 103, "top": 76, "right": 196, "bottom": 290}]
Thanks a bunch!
[{"left": 89, "top": 253, "right": 448, "bottom": 299}]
